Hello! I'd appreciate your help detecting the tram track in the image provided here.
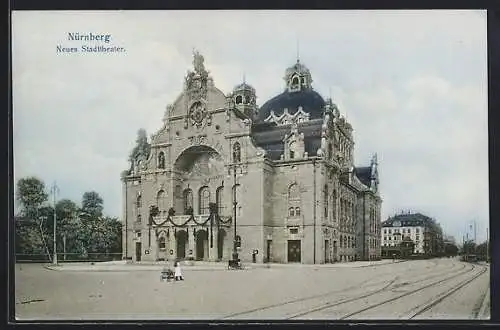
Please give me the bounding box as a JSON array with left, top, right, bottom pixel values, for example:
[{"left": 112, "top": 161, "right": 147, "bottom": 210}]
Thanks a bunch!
[
  {"left": 286, "top": 262, "right": 474, "bottom": 320},
  {"left": 406, "top": 264, "right": 488, "bottom": 319},
  {"left": 221, "top": 259, "right": 464, "bottom": 320}
]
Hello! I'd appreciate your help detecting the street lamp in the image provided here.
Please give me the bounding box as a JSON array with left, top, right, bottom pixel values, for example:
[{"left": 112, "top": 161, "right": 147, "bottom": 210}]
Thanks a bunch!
[
  {"left": 232, "top": 164, "right": 239, "bottom": 262},
  {"left": 50, "top": 182, "right": 59, "bottom": 265}
]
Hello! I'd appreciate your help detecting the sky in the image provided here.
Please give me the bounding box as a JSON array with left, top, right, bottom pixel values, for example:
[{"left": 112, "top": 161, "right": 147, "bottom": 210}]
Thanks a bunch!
[{"left": 12, "top": 10, "right": 488, "bottom": 244}]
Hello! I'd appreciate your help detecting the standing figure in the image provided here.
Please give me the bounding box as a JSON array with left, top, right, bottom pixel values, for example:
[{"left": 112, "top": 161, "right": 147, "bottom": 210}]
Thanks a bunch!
[{"left": 174, "top": 260, "right": 184, "bottom": 281}]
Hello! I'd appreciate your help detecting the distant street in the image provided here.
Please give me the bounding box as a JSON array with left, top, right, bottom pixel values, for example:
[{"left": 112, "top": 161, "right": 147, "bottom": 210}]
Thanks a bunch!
[{"left": 15, "top": 258, "right": 489, "bottom": 320}]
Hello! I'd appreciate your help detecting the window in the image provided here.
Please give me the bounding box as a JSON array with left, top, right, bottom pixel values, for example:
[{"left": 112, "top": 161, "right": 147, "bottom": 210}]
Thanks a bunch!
[
  {"left": 289, "top": 141, "right": 296, "bottom": 159},
  {"left": 289, "top": 207, "right": 295, "bottom": 217},
  {"left": 233, "top": 142, "right": 241, "bottom": 163},
  {"left": 159, "top": 236, "right": 166, "bottom": 250},
  {"left": 136, "top": 195, "right": 142, "bottom": 222},
  {"left": 324, "top": 185, "right": 328, "bottom": 218},
  {"left": 216, "top": 186, "right": 224, "bottom": 215},
  {"left": 158, "top": 152, "right": 165, "bottom": 169},
  {"left": 389, "top": 229, "right": 392, "bottom": 234},
  {"left": 157, "top": 190, "right": 166, "bottom": 212},
  {"left": 292, "top": 76, "right": 299, "bottom": 86},
  {"left": 183, "top": 189, "right": 193, "bottom": 214},
  {"left": 290, "top": 228, "right": 299, "bottom": 235},
  {"left": 295, "top": 207, "right": 300, "bottom": 216},
  {"left": 199, "top": 186, "right": 210, "bottom": 215},
  {"left": 416, "top": 228, "right": 420, "bottom": 233},
  {"left": 389, "top": 237, "right": 392, "bottom": 240},
  {"left": 384, "top": 229, "right": 387, "bottom": 234},
  {"left": 235, "top": 95, "right": 243, "bottom": 105},
  {"left": 332, "top": 189, "right": 337, "bottom": 221}
]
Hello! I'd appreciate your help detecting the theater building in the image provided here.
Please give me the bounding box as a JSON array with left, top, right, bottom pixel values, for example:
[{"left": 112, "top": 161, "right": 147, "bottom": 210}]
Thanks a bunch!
[{"left": 121, "top": 51, "right": 382, "bottom": 264}]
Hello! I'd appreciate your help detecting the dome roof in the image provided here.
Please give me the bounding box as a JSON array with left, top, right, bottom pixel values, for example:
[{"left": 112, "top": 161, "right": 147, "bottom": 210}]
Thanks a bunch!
[
  {"left": 258, "top": 89, "right": 325, "bottom": 121},
  {"left": 233, "top": 82, "right": 255, "bottom": 93}
]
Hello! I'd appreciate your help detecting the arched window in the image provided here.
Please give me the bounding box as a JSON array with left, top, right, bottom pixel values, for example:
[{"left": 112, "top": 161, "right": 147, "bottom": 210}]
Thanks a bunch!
[
  {"left": 289, "top": 141, "right": 296, "bottom": 159},
  {"left": 289, "top": 207, "right": 295, "bottom": 217},
  {"left": 156, "top": 190, "right": 166, "bottom": 212},
  {"left": 348, "top": 237, "right": 351, "bottom": 249},
  {"left": 295, "top": 207, "right": 300, "bottom": 216},
  {"left": 233, "top": 142, "right": 241, "bottom": 163},
  {"left": 136, "top": 195, "right": 142, "bottom": 223},
  {"left": 235, "top": 95, "right": 243, "bottom": 105},
  {"left": 159, "top": 236, "right": 166, "bottom": 250},
  {"left": 158, "top": 152, "right": 165, "bottom": 169},
  {"left": 216, "top": 186, "right": 224, "bottom": 215},
  {"left": 199, "top": 186, "right": 210, "bottom": 215},
  {"left": 183, "top": 189, "right": 193, "bottom": 214},
  {"left": 288, "top": 184, "right": 300, "bottom": 200},
  {"left": 292, "top": 76, "right": 299, "bottom": 86}
]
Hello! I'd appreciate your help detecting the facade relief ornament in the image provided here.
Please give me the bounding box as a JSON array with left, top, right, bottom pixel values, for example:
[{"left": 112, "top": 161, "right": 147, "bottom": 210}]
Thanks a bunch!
[{"left": 188, "top": 134, "right": 207, "bottom": 145}]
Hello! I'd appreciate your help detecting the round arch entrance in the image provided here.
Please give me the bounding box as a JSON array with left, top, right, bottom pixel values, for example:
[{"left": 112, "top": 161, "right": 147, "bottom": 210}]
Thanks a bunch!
[{"left": 175, "top": 230, "right": 188, "bottom": 259}]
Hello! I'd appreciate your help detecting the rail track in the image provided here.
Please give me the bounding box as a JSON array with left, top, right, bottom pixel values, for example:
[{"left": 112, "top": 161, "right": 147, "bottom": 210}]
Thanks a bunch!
[{"left": 221, "top": 259, "right": 469, "bottom": 320}]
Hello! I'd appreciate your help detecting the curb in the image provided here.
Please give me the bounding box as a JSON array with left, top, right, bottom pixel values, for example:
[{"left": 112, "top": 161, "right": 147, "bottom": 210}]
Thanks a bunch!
[
  {"left": 43, "top": 260, "right": 406, "bottom": 272},
  {"left": 478, "top": 286, "right": 490, "bottom": 319}
]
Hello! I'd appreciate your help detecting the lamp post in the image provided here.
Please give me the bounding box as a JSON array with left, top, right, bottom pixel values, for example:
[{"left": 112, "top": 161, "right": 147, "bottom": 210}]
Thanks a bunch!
[
  {"left": 232, "top": 164, "right": 238, "bottom": 262},
  {"left": 51, "top": 182, "right": 59, "bottom": 265}
]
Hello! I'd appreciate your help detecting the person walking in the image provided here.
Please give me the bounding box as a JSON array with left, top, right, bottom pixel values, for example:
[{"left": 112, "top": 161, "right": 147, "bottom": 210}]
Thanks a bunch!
[{"left": 174, "top": 260, "right": 184, "bottom": 281}]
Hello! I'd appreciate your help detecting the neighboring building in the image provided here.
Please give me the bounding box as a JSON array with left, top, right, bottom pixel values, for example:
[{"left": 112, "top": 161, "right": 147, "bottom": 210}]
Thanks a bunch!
[
  {"left": 121, "top": 51, "right": 382, "bottom": 264},
  {"left": 381, "top": 212, "right": 444, "bottom": 257}
]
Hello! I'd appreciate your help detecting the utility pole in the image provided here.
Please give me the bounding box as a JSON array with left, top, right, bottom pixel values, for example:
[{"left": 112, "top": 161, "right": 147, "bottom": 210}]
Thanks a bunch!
[
  {"left": 486, "top": 227, "right": 489, "bottom": 263},
  {"left": 51, "top": 182, "right": 59, "bottom": 265}
]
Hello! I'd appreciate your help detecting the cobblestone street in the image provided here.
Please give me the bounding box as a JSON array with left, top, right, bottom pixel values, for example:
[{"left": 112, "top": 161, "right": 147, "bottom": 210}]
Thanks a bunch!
[{"left": 15, "top": 258, "right": 489, "bottom": 320}]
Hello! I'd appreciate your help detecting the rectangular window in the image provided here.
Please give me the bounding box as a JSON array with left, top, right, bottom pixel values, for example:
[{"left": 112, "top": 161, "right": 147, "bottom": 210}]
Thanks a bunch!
[
  {"left": 290, "top": 228, "right": 299, "bottom": 235},
  {"left": 389, "top": 229, "right": 392, "bottom": 234}
]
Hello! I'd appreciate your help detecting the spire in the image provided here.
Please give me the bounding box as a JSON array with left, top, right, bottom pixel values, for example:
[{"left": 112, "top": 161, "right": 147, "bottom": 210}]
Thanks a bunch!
[
  {"left": 243, "top": 73, "right": 246, "bottom": 85},
  {"left": 296, "top": 37, "right": 300, "bottom": 63}
]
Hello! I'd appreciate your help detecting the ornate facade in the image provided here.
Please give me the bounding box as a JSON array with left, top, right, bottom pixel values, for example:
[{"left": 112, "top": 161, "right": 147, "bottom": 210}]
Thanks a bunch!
[{"left": 121, "top": 51, "right": 382, "bottom": 264}]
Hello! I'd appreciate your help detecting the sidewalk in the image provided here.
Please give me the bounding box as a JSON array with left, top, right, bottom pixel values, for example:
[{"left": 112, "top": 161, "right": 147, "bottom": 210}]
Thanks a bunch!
[{"left": 44, "top": 259, "right": 406, "bottom": 272}]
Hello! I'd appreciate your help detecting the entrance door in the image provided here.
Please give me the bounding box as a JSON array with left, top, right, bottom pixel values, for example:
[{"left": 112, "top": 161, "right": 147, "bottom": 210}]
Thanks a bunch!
[
  {"left": 287, "top": 240, "right": 301, "bottom": 263},
  {"left": 266, "top": 240, "right": 272, "bottom": 263},
  {"left": 135, "top": 242, "right": 142, "bottom": 262},
  {"left": 325, "top": 240, "right": 329, "bottom": 263}
]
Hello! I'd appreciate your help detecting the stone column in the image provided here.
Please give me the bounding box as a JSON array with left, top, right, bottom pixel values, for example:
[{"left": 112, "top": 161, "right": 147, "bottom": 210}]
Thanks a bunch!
[
  {"left": 188, "top": 226, "right": 196, "bottom": 259},
  {"left": 169, "top": 226, "right": 176, "bottom": 262},
  {"left": 209, "top": 227, "right": 218, "bottom": 261}
]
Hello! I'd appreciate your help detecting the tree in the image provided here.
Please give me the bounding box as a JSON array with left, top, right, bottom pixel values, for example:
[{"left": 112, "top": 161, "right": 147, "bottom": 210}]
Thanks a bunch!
[
  {"left": 444, "top": 242, "right": 459, "bottom": 257},
  {"left": 16, "top": 177, "right": 48, "bottom": 217},
  {"left": 129, "top": 128, "right": 151, "bottom": 162},
  {"left": 81, "top": 191, "right": 104, "bottom": 217}
]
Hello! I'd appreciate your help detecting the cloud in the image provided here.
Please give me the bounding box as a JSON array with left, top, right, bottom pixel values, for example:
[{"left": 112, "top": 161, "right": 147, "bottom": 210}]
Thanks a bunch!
[{"left": 12, "top": 10, "right": 488, "bottom": 243}]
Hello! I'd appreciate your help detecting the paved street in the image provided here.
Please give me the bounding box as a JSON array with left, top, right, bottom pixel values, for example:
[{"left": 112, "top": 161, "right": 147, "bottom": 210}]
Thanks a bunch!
[{"left": 15, "top": 258, "right": 489, "bottom": 320}]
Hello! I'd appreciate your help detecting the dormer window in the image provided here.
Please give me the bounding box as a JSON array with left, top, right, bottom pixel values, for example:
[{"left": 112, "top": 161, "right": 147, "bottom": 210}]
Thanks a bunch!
[
  {"left": 292, "top": 76, "right": 299, "bottom": 85},
  {"left": 301, "top": 77, "right": 305, "bottom": 84}
]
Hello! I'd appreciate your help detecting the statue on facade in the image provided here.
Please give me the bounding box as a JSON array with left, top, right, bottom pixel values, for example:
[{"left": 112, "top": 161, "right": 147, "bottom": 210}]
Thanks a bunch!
[{"left": 193, "top": 49, "right": 205, "bottom": 74}]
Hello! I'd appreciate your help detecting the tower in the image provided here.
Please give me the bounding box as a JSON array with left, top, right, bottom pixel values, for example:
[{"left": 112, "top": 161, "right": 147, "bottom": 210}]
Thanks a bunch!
[{"left": 231, "top": 79, "right": 258, "bottom": 120}]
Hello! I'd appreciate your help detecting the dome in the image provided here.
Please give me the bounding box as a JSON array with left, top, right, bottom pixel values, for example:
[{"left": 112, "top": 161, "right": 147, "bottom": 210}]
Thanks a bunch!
[
  {"left": 258, "top": 89, "right": 325, "bottom": 121},
  {"left": 233, "top": 82, "right": 255, "bottom": 93}
]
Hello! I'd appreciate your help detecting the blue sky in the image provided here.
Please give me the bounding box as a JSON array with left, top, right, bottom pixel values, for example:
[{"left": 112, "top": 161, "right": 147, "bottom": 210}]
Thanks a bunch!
[{"left": 12, "top": 10, "right": 488, "bottom": 243}]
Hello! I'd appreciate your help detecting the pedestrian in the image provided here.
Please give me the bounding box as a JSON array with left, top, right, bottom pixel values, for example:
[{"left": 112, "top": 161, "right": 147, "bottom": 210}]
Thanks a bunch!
[{"left": 174, "top": 260, "right": 184, "bottom": 281}]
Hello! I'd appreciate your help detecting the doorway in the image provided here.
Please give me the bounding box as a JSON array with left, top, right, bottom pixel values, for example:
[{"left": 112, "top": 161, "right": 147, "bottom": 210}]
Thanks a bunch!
[
  {"left": 135, "top": 242, "right": 142, "bottom": 262},
  {"left": 266, "top": 240, "right": 272, "bottom": 263},
  {"left": 287, "top": 240, "right": 301, "bottom": 263},
  {"left": 176, "top": 230, "right": 187, "bottom": 259},
  {"left": 325, "top": 240, "right": 329, "bottom": 263},
  {"left": 196, "top": 230, "right": 208, "bottom": 260}
]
